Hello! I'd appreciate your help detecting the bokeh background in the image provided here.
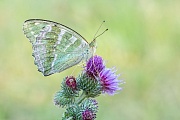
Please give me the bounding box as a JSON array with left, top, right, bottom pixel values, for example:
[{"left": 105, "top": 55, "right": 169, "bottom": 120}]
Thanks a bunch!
[{"left": 0, "top": 0, "right": 180, "bottom": 120}]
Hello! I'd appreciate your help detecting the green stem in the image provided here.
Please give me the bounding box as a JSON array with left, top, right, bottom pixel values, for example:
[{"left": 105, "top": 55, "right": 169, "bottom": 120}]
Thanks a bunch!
[{"left": 76, "top": 91, "right": 87, "bottom": 104}]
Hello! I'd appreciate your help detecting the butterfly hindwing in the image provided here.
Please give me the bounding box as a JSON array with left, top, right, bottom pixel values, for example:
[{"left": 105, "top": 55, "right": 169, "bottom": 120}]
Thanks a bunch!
[{"left": 23, "top": 19, "right": 90, "bottom": 76}]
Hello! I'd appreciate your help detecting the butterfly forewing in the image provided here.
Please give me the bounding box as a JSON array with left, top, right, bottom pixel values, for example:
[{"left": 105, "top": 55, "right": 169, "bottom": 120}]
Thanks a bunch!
[{"left": 23, "top": 19, "right": 90, "bottom": 76}]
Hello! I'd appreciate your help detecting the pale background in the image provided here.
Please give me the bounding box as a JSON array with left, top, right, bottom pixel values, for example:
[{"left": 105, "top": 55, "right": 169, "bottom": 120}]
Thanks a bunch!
[{"left": 0, "top": 0, "right": 180, "bottom": 120}]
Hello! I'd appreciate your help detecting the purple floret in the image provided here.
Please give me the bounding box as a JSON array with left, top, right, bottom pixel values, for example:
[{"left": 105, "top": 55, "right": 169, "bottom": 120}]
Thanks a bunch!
[
  {"left": 85, "top": 55, "right": 105, "bottom": 78},
  {"left": 65, "top": 76, "right": 77, "bottom": 90},
  {"left": 99, "top": 68, "right": 122, "bottom": 95},
  {"left": 82, "top": 109, "right": 96, "bottom": 120}
]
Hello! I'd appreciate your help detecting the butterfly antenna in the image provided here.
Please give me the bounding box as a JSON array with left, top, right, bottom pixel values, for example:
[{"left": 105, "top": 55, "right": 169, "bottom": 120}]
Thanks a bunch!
[
  {"left": 93, "top": 20, "right": 106, "bottom": 40},
  {"left": 94, "top": 28, "right": 108, "bottom": 40}
]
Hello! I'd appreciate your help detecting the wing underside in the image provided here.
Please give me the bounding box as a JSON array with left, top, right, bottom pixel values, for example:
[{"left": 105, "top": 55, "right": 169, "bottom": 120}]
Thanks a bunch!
[{"left": 23, "top": 19, "right": 90, "bottom": 76}]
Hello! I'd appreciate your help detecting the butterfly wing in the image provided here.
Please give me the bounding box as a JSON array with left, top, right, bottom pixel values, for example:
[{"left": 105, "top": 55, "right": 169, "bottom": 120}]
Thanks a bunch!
[{"left": 23, "top": 19, "right": 90, "bottom": 76}]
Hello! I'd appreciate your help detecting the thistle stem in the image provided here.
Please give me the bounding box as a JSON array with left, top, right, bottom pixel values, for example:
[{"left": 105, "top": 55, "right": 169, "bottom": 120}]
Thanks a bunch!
[{"left": 76, "top": 91, "right": 86, "bottom": 104}]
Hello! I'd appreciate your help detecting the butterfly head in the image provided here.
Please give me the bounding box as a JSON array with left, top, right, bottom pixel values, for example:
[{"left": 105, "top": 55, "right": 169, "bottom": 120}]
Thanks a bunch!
[
  {"left": 89, "top": 39, "right": 97, "bottom": 52},
  {"left": 89, "top": 39, "right": 97, "bottom": 48}
]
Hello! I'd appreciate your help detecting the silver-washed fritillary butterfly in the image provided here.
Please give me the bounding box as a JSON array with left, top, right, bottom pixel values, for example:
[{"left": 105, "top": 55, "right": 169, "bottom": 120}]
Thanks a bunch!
[{"left": 23, "top": 19, "right": 97, "bottom": 76}]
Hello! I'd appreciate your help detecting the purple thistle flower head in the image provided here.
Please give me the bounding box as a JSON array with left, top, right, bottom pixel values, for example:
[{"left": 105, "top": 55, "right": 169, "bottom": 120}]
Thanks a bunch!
[
  {"left": 82, "top": 109, "right": 96, "bottom": 120},
  {"left": 99, "top": 68, "right": 122, "bottom": 95},
  {"left": 85, "top": 55, "right": 105, "bottom": 78},
  {"left": 65, "top": 76, "right": 77, "bottom": 89}
]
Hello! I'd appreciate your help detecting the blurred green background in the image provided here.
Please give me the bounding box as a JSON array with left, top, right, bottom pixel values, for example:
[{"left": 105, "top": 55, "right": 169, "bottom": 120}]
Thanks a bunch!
[{"left": 0, "top": 0, "right": 180, "bottom": 120}]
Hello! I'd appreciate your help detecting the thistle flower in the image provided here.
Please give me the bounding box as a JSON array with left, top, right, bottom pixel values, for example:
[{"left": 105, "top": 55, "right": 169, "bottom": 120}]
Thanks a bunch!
[
  {"left": 54, "top": 91, "right": 74, "bottom": 107},
  {"left": 80, "top": 99, "right": 98, "bottom": 120},
  {"left": 53, "top": 55, "right": 124, "bottom": 120},
  {"left": 76, "top": 73, "right": 101, "bottom": 97},
  {"left": 82, "top": 109, "right": 96, "bottom": 120},
  {"left": 99, "top": 68, "right": 122, "bottom": 95},
  {"left": 54, "top": 76, "right": 78, "bottom": 107},
  {"left": 61, "top": 76, "right": 79, "bottom": 96},
  {"left": 63, "top": 104, "right": 80, "bottom": 120},
  {"left": 65, "top": 76, "right": 77, "bottom": 90},
  {"left": 85, "top": 55, "right": 105, "bottom": 78}
]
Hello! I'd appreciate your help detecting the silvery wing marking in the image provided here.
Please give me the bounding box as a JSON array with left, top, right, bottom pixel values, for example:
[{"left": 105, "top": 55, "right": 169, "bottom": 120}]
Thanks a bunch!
[{"left": 23, "top": 19, "right": 93, "bottom": 76}]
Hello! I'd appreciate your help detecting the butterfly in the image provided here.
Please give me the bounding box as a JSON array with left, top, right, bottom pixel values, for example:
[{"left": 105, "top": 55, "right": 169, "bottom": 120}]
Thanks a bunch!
[{"left": 23, "top": 19, "right": 97, "bottom": 76}]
